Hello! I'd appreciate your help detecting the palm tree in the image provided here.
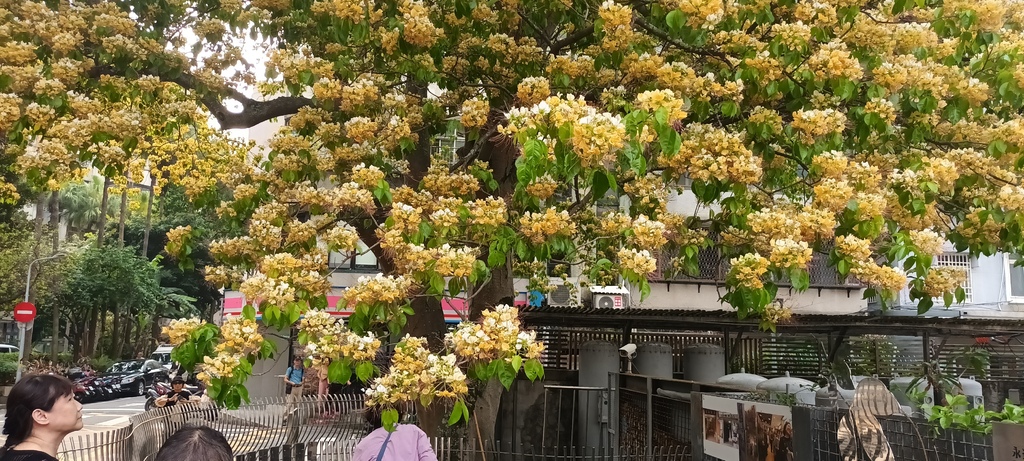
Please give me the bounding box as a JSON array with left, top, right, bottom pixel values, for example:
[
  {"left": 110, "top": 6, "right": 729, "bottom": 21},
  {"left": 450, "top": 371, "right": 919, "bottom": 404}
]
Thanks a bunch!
[{"left": 59, "top": 178, "right": 117, "bottom": 238}]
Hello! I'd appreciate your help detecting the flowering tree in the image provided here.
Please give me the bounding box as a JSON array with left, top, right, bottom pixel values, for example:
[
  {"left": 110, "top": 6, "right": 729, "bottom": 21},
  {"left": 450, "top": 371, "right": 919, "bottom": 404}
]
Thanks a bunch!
[{"left": 7, "top": 0, "right": 1024, "bottom": 436}]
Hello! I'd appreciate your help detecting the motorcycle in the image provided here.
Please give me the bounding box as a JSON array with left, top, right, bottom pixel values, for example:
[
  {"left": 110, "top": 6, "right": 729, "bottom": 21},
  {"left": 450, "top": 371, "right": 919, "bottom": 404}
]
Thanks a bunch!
[{"left": 145, "top": 380, "right": 205, "bottom": 411}]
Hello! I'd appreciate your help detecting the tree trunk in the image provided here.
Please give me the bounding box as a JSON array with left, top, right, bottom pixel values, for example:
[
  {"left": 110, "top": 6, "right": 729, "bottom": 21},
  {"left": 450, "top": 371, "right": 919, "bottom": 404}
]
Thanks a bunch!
[
  {"left": 150, "top": 315, "right": 162, "bottom": 348},
  {"left": 117, "top": 186, "right": 127, "bottom": 247},
  {"left": 464, "top": 112, "right": 520, "bottom": 448},
  {"left": 25, "top": 194, "right": 45, "bottom": 355},
  {"left": 48, "top": 191, "right": 60, "bottom": 362},
  {"left": 141, "top": 188, "right": 155, "bottom": 257},
  {"left": 85, "top": 307, "right": 99, "bottom": 357},
  {"left": 96, "top": 176, "right": 111, "bottom": 248},
  {"left": 110, "top": 306, "right": 121, "bottom": 358},
  {"left": 95, "top": 309, "right": 107, "bottom": 356}
]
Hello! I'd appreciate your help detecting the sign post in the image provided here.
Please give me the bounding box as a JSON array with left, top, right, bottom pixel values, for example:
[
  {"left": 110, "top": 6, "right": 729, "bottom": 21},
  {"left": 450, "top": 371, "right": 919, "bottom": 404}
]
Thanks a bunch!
[{"left": 13, "top": 302, "right": 35, "bottom": 382}]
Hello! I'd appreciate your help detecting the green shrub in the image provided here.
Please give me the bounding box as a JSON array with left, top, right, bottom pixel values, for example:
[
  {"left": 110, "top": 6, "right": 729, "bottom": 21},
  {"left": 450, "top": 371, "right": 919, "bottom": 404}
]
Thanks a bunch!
[
  {"left": 0, "top": 361, "right": 18, "bottom": 385},
  {"left": 0, "top": 353, "right": 19, "bottom": 363},
  {"left": 90, "top": 355, "right": 114, "bottom": 372}
]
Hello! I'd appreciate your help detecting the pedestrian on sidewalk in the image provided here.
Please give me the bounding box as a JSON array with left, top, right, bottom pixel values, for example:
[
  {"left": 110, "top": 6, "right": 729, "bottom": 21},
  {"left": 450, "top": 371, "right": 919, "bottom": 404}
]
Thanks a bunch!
[
  {"left": 0, "top": 374, "right": 83, "bottom": 461},
  {"left": 350, "top": 406, "right": 437, "bottom": 461},
  {"left": 154, "top": 425, "right": 232, "bottom": 461}
]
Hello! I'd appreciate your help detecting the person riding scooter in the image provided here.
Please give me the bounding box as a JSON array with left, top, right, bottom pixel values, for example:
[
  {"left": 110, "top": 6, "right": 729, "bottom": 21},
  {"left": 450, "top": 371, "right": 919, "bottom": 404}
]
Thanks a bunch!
[{"left": 156, "top": 377, "right": 192, "bottom": 408}]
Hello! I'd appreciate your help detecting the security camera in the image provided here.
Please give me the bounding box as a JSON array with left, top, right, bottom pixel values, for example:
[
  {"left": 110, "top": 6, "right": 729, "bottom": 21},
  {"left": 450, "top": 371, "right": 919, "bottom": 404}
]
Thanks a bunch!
[{"left": 619, "top": 343, "right": 637, "bottom": 358}]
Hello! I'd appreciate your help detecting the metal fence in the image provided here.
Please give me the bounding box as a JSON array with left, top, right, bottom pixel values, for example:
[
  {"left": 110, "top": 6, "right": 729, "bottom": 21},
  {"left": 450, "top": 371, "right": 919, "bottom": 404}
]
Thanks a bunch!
[
  {"left": 55, "top": 394, "right": 368, "bottom": 461},
  {"left": 240, "top": 437, "right": 690, "bottom": 461},
  {"left": 805, "top": 406, "right": 994, "bottom": 461}
]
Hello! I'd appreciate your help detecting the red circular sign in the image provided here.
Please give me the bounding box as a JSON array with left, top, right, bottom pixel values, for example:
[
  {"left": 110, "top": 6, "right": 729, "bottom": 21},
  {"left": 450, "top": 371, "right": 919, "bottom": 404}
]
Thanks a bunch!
[{"left": 13, "top": 302, "right": 36, "bottom": 323}]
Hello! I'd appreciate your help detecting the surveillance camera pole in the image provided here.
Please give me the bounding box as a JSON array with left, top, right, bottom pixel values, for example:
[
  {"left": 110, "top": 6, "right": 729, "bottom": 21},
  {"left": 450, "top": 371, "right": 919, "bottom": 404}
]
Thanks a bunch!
[{"left": 18, "top": 253, "right": 66, "bottom": 382}]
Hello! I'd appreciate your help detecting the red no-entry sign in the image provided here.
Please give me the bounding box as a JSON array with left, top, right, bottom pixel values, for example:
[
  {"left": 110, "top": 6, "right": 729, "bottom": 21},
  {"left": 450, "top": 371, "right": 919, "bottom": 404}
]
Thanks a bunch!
[{"left": 13, "top": 302, "right": 36, "bottom": 323}]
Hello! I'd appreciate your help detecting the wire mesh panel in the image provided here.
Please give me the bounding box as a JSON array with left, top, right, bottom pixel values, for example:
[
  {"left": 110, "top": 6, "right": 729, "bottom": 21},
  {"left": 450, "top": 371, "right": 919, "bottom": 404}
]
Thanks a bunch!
[
  {"left": 619, "top": 388, "right": 650, "bottom": 457},
  {"left": 652, "top": 395, "right": 691, "bottom": 450}
]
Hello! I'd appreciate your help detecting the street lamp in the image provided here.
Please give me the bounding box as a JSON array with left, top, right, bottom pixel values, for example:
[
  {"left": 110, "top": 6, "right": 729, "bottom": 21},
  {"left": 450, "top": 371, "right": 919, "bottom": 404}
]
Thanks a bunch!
[{"left": 18, "top": 252, "right": 67, "bottom": 381}]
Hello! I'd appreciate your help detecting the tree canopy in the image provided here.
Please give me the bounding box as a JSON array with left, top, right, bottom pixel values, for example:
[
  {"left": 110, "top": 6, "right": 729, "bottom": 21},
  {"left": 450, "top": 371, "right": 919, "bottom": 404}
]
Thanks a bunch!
[{"left": 6, "top": 0, "right": 1024, "bottom": 426}]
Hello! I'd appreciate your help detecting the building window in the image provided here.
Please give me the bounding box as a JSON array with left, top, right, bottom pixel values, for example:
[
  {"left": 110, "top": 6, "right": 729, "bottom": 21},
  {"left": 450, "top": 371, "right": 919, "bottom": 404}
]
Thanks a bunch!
[
  {"left": 328, "top": 240, "right": 379, "bottom": 271},
  {"left": 935, "top": 253, "right": 973, "bottom": 303},
  {"left": 1007, "top": 255, "right": 1024, "bottom": 301}
]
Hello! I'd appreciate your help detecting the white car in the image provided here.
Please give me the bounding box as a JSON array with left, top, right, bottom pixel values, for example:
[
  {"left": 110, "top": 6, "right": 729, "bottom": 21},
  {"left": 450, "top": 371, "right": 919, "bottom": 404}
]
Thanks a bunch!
[
  {"left": 150, "top": 344, "right": 174, "bottom": 369},
  {"left": 0, "top": 344, "right": 20, "bottom": 354}
]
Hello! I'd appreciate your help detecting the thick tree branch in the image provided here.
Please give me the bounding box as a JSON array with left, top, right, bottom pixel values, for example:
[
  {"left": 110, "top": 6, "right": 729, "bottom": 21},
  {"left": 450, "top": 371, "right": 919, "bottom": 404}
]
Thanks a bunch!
[
  {"left": 171, "top": 73, "right": 313, "bottom": 129},
  {"left": 89, "top": 64, "right": 313, "bottom": 130},
  {"left": 633, "top": 17, "right": 735, "bottom": 70},
  {"left": 550, "top": 24, "right": 596, "bottom": 54}
]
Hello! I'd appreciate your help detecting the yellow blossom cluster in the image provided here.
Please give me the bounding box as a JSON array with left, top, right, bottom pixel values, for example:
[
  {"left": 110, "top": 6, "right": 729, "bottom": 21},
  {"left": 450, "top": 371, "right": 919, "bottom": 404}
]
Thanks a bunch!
[
  {"left": 216, "top": 316, "right": 264, "bottom": 355},
  {"left": 835, "top": 235, "right": 872, "bottom": 261},
  {"left": 164, "top": 225, "right": 193, "bottom": 256},
  {"left": 326, "top": 223, "right": 360, "bottom": 252},
  {"left": 668, "top": 0, "right": 725, "bottom": 29},
  {"left": 618, "top": 248, "right": 657, "bottom": 275},
  {"left": 467, "top": 197, "right": 508, "bottom": 227},
  {"left": 519, "top": 208, "right": 576, "bottom": 244},
  {"left": 433, "top": 244, "right": 480, "bottom": 278},
  {"left": 635, "top": 90, "right": 688, "bottom": 123},
  {"left": 813, "top": 178, "right": 854, "bottom": 212},
  {"left": 909, "top": 229, "right": 945, "bottom": 256},
  {"left": 663, "top": 124, "right": 762, "bottom": 184},
  {"left": 398, "top": 0, "right": 440, "bottom": 47},
  {"left": 598, "top": 1, "right": 635, "bottom": 52},
  {"left": 599, "top": 212, "right": 633, "bottom": 236},
  {"left": 923, "top": 266, "right": 967, "bottom": 298},
  {"left": 239, "top": 273, "right": 299, "bottom": 307},
  {"left": 421, "top": 164, "right": 480, "bottom": 197},
  {"left": 517, "top": 77, "right": 551, "bottom": 106},
  {"left": 807, "top": 41, "right": 864, "bottom": 82},
  {"left": 525, "top": 174, "right": 559, "bottom": 200},
  {"left": 344, "top": 118, "right": 379, "bottom": 144},
  {"left": 762, "top": 302, "right": 793, "bottom": 325},
  {"left": 769, "top": 238, "right": 813, "bottom": 269},
  {"left": 460, "top": 97, "right": 490, "bottom": 129},
  {"left": 366, "top": 336, "right": 468, "bottom": 406},
  {"left": 728, "top": 253, "right": 770, "bottom": 289},
  {"left": 196, "top": 353, "right": 242, "bottom": 385},
  {"left": 791, "top": 109, "right": 847, "bottom": 144},
  {"left": 446, "top": 305, "right": 544, "bottom": 362},
  {"left": 571, "top": 111, "right": 627, "bottom": 169},
  {"left": 629, "top": 215, "right": 668, "bottom": 248},
  {"left": 162, "top": 318, "right": 203, "bottom": 346},
  {"left": 343, "top": 273, "right": 415, "bottom": 307}
]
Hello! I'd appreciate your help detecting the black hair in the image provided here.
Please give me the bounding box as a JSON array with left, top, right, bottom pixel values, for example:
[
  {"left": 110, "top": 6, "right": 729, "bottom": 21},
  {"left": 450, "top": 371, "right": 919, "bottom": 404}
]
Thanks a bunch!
[
  {"left": 2, "top": 374, "right": 75, "bottom": 449},
  {"left": 171, "top": 377, "right": 186, "bottom": 385},
  {"left": 154, "top": 425, "right": 233, "bottom": 461}
]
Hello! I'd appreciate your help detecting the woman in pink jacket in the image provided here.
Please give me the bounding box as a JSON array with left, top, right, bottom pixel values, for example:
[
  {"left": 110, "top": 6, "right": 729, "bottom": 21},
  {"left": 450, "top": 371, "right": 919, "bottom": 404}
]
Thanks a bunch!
[{"left": 350, "top": 407, "right": 437, "bottom": 461}]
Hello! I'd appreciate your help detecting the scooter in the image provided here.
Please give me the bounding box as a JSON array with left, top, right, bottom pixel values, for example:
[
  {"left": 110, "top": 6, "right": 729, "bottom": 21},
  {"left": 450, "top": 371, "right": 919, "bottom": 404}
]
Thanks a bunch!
[{"left": 145, "top": 380, "right": 204, "bottom": 411}]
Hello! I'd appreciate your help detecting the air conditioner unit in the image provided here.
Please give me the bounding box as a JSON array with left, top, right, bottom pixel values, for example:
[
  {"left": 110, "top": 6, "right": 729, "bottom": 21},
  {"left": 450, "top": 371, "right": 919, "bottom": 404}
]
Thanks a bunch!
[
  {"left": 547, "top": 277, "right": 581, "bottom": 307},
  {"left": 586, "top": 286, "right": 630, "bottom": 309}
]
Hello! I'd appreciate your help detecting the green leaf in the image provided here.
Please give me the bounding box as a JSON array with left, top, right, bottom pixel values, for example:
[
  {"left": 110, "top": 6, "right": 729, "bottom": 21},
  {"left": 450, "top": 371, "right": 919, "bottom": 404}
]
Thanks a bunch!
[
  {"left": 382, "top": 408, "right": 400, "bottom": 431},
  {"left": 511, "top": 355, "right": 523, "bottom": 373},
  {"left": 447, "top": 400, "right": 464, "bottom": 426},
  {"left": 328, "top": 360, "right": 352, "bottom": 384},
  {"left": 592, "top": 170, "right": 611, "bottom": 201},
  {"left": 487, "top": 248, "right": 506, "bottom": 268},
  {"left": 356, "top": 361, "right": 374, "bottom": 383},
  {"left": 429, "top": 273, "right": 445, "bottom": 296},
  {"left": 665, "top": 10, "right": 684, "bottom": 31},
  {"left": 498, "top": 360, "right": 517, "bottom": 390},
  {"left": 658, "top": 128, "right": 681, "bottom": 156},
  {"left": 524, "top": 359, "right": 545, "bottom": 381},
  {"left": 917, "top": 296, "right": 934, "bottom": 315},
  {"left": 943, "top": 291, "right": 954, "bottom": 307}
]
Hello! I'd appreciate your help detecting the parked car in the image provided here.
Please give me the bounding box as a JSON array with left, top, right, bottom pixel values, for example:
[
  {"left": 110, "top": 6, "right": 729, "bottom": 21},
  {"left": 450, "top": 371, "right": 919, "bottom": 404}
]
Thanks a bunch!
[
  {"left": 150, "top": 344, "right": 174, "bottom": 369},
  {"left": 102, "top": 359, "right": 169, "bottom": 397},
  {"left": 0, "top": 344, "right": 19, "bottom": 354}
]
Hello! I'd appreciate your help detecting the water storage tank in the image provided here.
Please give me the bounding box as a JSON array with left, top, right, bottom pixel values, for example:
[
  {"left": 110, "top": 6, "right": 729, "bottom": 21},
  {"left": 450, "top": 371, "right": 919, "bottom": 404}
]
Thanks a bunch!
[
  {"left": 578, "top": 340, "right": 618, "bottom": 450},
  {"left": 716, "top": 369, "right": 767, "bottom": 391},
  {"left": 956, "top": 377, "right": 985, "bottom": 412},
  {"left": 889, "top": 376, "right": 932, "bottom": 415},
  {"left": 684, "top": 343, "right": 726, "bottom": 383},
  {"left": 634, "top": 343, "right": 673, "bottom": 378},
  {"left": 815, "top": 385, "right": 856, "bottom": 409},
  {"left": 756, "top": 372, "right": 816, "bottom": 405}
]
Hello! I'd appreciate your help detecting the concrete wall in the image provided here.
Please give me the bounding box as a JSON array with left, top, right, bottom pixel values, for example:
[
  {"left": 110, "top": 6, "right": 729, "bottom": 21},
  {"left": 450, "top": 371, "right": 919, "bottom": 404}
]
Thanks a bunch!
[
  {"left": 242, "top": 327, "right": 292, "bottom": 400},
  {"left": 634, "top": 281, "right": 867, "bottom": 314}
]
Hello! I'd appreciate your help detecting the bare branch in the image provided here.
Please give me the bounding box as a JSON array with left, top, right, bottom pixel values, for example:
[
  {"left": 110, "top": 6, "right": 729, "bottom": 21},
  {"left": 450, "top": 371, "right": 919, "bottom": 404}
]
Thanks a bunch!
[{"left": 550, "top": 24, "right": 596, "bottom": 54}]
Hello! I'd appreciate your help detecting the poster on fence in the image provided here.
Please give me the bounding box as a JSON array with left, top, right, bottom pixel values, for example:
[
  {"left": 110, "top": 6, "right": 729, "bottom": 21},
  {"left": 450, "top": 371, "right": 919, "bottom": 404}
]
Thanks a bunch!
[
  {"left": 738, "top": 401, "right": 794, "bottom": 461},
  {"left": 993, "top": 422, "right": 1024, "bottom": 461},
  {"left": 703, "top": 395, "right": 741, "bottom": 461}
]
